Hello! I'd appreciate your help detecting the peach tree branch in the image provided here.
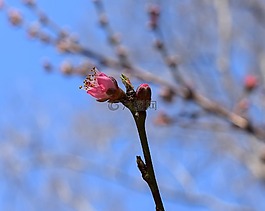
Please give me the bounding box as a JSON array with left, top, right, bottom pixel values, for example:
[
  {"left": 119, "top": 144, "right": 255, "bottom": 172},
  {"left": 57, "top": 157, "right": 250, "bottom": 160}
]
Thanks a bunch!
[{"left": 120, "top": 74, "right": 165, "bottom": 211}]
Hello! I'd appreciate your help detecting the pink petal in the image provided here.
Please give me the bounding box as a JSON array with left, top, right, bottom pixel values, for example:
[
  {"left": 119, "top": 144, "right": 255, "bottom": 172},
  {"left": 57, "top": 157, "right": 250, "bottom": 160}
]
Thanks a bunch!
[
  {"left": 97, "top": 76, "right": 116, "bottom": 90},
  {"left": 87, "top": 87, "right": 108, "bottom": 99},
  {"left": 98, "top": 72, "right": 108, "bottom": 77}
]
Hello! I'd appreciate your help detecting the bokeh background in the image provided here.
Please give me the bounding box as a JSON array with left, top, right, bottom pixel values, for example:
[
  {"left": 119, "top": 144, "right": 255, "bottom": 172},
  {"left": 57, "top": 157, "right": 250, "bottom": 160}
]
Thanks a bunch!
[{"left": 1, "top": 0, "right": 265, "bottom": 210}]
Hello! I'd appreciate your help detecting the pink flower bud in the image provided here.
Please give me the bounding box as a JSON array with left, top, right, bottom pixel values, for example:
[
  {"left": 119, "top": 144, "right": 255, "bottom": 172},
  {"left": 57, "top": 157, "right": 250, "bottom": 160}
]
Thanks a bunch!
[
  {"left": 147, "top": 4, "right": 160, "bottom": 30},
  {"left": 135, "top": 83, "right": 151, "bottom": 111},
  {"left": 80, "top": 68, "right": 124, "bottom": 102},
  {"left": 148, "top": 4, "right": 160, "bottom": 17},
  {"left": 244, "top": 74, "right": 258, "bottom": 91},
  {"left": 154, "top": 112, "right": 173, "bottom": 126},
  {"left": 8, "top": 9, "right": 23, "bottom": 26}
]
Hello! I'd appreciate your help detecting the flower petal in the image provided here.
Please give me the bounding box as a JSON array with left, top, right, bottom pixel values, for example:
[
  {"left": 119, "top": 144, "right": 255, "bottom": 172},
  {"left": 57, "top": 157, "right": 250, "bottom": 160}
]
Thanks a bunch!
[
  {"left": 97, "top": 76, "right": 117, "bottom": 90},
  {"left": 87, "top": 87, "right": 108, "bottom": 99}
]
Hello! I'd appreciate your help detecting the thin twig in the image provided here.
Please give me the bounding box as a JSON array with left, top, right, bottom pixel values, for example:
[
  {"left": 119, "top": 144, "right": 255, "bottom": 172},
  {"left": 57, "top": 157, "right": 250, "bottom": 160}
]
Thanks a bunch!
[{"left": 132, "top": 111, "right": 165, "bottom": 211}]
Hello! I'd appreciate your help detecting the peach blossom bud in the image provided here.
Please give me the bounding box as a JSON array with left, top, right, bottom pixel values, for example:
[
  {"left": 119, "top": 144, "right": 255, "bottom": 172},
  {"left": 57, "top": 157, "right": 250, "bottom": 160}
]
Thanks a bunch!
[
  {"left": 148, "top": 4, "right": 160, "bottom": 17},
  {"left": 69, "top": 42, "right": 81, "bottom": 53},
  {"left": 109, "top": 34, "right": 120, "bottom": 45},
  {"left": 159, "top": 87, "right": 175, "bottom": 102},
  {"left": 154, "top": 112, "right": 173, "bottom": 126},
  {"left": 39, "top": 13, "right": 48, "bottom": 24},
  {"left": 39, "top": 33, "right": 50, "bottom": 43},
  {"left": 154, "top": 39, "right": 164, "bottom": 50},
  {"left": 166, "top": 56, "right": 178, "bottom": 68},
  {"left": 135, "top": 84, "right": 151, "bottom": 111},
  {"left": 99, "top": 14, "right": 108, "bottom": 26},
  {"left": 42, "top": 59, "right": 53, "bottom": 72},
  {"left": 27, "top": 23, "right": 39, "bottom": 38},
  {"left": 8, "top": 9, "right": 22, "bottom": 26},
  {"left": 23, "top": 0, "right": 35, "bottom": 7},
  {"left": 56, "top": 39, "right": 70, "bottom": 53},
  {"left": 59, "top": 30, "right": 68, "bottom": 39},
  {"left": 147, "top": 4, "right": 160, "bottom": 29},
  {"left": 60, "top": 61, "right": 73, "bottom": 75},
  {"left": 116, "top": 46, "right": 127, "bottom": 58},
  {"left": 244, "top": 74, "right": 258, "bottom": 91}
]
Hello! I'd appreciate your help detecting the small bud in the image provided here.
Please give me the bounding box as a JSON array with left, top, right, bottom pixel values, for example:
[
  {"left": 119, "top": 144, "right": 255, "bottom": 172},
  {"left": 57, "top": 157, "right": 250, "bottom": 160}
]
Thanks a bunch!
[
  {"left": 42, "top": 59, "right": 53, "bottom": 72},
  {"left": 166, "top": 55, "right": 178, "bottom": 68},
  {"left": 56, "top": 39, "right": 70, "bottom": 53},
  {"left": 23, "top": 0, "right": 35, "bottom": 7},
  {"left": 159, "top": 87, "right": 175, "bottom": 102},
  {"left": 116, "top": 46, "right": 127, "bottom": 58},
  {"left": 76, "top": 61, "right": 94, "bottom": 76},
  {"left": 147, "top": 4, "right": 160, "bottom": 30},
  {"left": 60, "top": 61, "right": 73, "bottom": 75},
  {"left": 148, "top": 4, "right": 160, "bottom": 17},
  {"left": 39, "top": 13, "right": 48, "bottom": 24},
  {"left": 59, "top": 30, "right": 68, "bottom": 39},
  {"left": 135, "top": 84, "right": 151, "bottom": 111},
  {"left": 120, "top": 73, "right": 134, "bottom": 93},
  {"left": 136, "top": 156, "right": 147, "bottom": 175},
  {"left": 69, "top": 42, "right": 81, "bottom": 53},
  {"left": 244, "top": 74, "right": 258, "bottom": 92},
  {"left": 27, "top": 23, "right": 39, "bottom": 38},
  {"left": 109, "top": 34, "right": 120, "bottom": 45},
  {"left": 154, "top": 39, "right": 164, "bottom": 50},
  {"left": 99, "top": 14, "right": 108, "bottom": 26},
  {"left": 8, "top": 9, "right": 23, "bottom": 26},
  {"left": 39, "top": 33, "right": 50, "bottom": 43},
  {"left": 154, "top": 112, "right": 173, "bottom": 126}
]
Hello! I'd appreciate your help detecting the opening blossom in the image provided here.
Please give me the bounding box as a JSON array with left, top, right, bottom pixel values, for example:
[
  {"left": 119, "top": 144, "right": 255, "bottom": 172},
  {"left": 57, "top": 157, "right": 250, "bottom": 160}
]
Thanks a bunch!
[{"left": 80, "top": 67, "right": 124, "bottom": 102}]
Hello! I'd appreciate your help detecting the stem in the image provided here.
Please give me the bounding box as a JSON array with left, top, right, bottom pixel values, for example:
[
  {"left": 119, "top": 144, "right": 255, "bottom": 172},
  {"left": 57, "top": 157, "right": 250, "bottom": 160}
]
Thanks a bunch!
[{"left": 132, "top": 111, "right": 165, "bottom": 211}]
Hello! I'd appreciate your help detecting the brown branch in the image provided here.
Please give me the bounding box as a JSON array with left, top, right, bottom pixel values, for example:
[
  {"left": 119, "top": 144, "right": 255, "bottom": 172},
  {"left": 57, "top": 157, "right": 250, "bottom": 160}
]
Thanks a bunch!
[
  {"left": 129, "top": 70, "right": 265, "bottom": 141},
  {"left": 92, "top": 0, "right": 131, "bottom": 68},
  {"left": 132, "top": 111, "right": 165, "bottom": 211},
  {"left": 147, "top": 3, "right": 184, "bottom": 85}
]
